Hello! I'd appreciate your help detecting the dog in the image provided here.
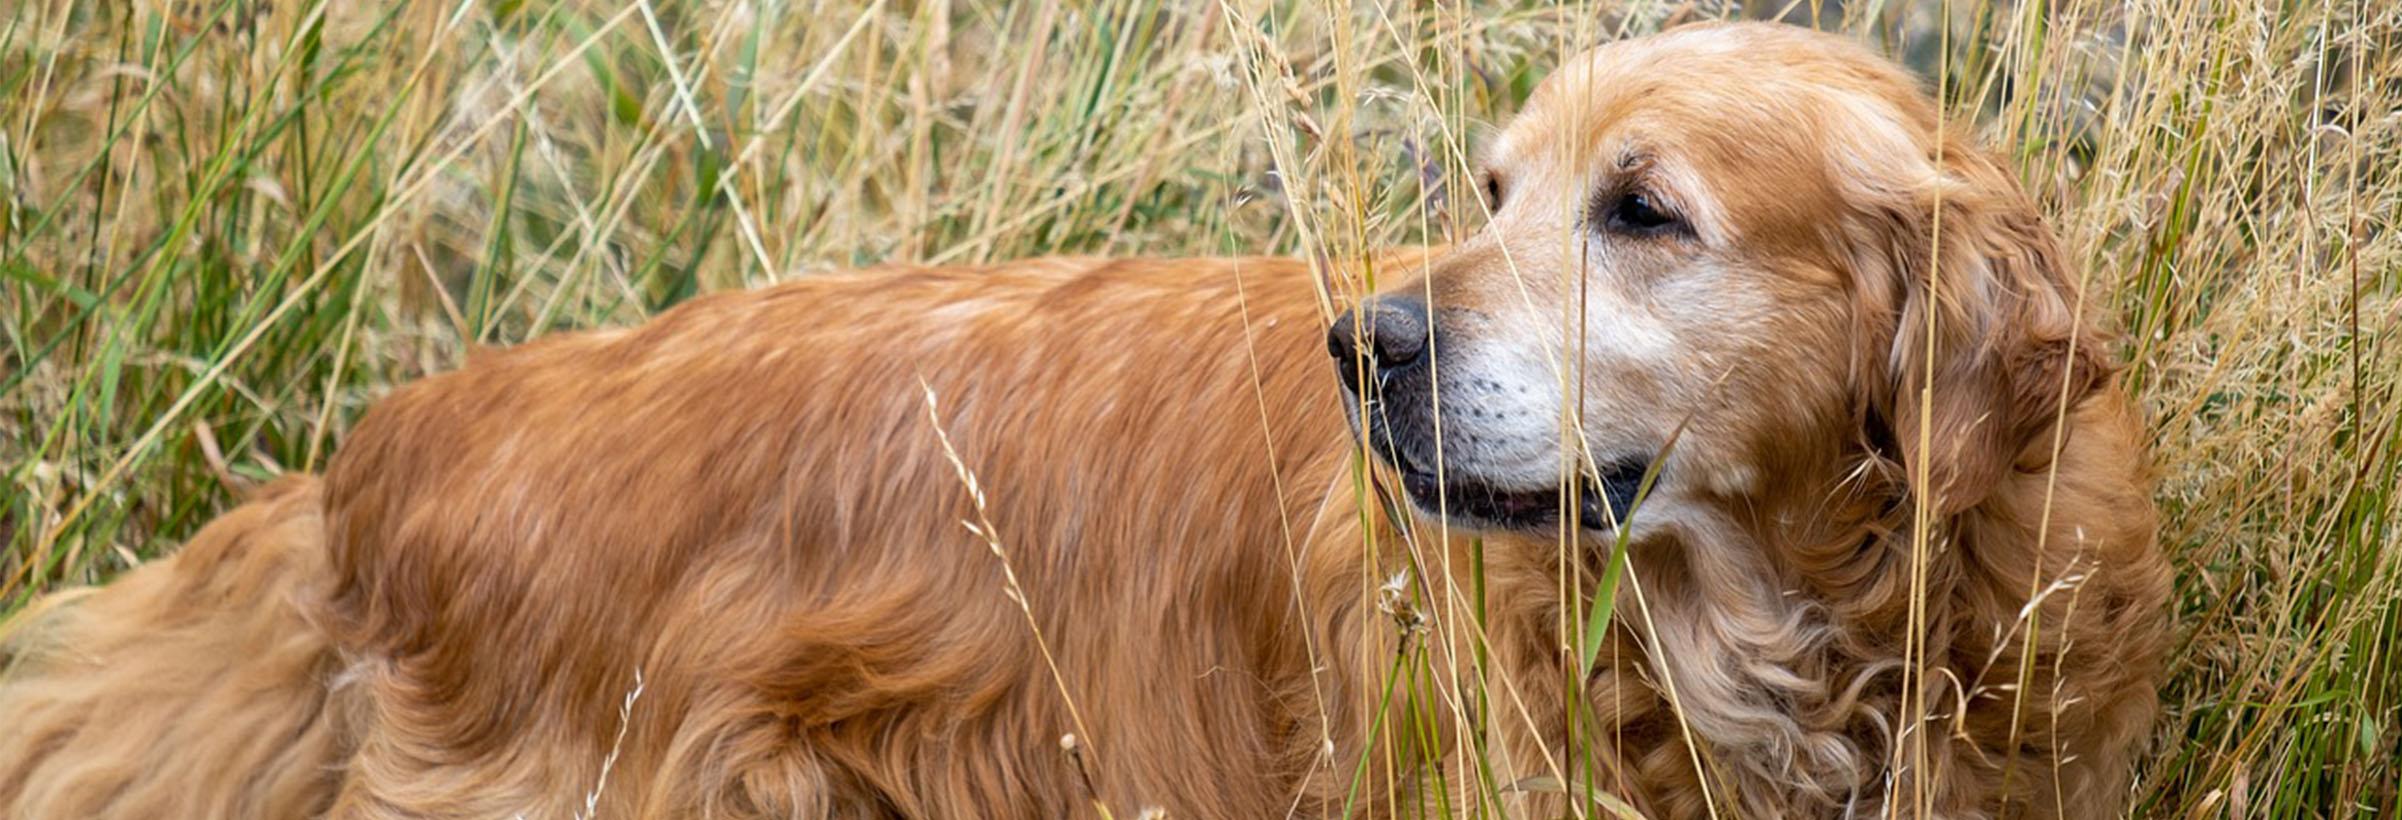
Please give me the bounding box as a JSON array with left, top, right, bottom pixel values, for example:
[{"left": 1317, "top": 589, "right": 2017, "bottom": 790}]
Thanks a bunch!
[{"left": 0, "top": 22, "right": 2169, "bottom": 819}]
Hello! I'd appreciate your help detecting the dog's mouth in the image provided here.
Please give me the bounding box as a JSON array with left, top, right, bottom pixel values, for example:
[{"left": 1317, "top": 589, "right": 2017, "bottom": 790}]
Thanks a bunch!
[
  {"left": 1390, "top": 457, "right": 1651, "bottom": 532},
  {"left": 1339, "top": 384, "right": 1655, "bottom": 532}
]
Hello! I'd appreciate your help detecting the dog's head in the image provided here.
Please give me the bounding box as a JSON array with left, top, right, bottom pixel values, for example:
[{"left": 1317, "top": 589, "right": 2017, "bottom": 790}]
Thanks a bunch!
[{"left": 1333, "top": 22, "right": 2111, "bottom": 537}]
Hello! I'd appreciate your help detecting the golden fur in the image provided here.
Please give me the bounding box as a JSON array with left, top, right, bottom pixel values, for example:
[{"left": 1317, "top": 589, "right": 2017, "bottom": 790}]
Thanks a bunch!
[{"left": 0, "top": 23, "right": 2168, "bottom": 819}]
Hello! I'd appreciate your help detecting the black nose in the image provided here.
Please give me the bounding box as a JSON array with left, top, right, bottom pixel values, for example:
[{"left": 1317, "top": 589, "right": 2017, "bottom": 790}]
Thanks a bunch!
[{"left": 1327, "top": 295, "right": 1430, "bottom": 391}]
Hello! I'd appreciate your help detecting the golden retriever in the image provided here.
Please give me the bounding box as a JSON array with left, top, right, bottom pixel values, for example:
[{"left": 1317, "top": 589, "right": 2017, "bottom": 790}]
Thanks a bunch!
[{"left": 0, "top": 22, "right": 2169, "bottom": 819}]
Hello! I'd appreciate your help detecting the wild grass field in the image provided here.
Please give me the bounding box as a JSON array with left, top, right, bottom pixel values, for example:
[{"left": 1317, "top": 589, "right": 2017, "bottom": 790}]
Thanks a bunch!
[{"left": 1, "top": 0, "right": 2396, "bottom": 816}]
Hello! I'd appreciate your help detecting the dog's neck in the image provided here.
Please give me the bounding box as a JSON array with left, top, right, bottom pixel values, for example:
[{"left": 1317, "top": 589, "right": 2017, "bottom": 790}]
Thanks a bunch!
[{"left": 1285, "top": 429, "right": 2128, "bottom": 818}]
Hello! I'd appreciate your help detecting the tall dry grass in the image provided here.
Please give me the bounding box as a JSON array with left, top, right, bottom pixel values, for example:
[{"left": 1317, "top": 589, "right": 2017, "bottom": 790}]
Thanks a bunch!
[{"left": 1, "top": 0, "right": 2395, "bottom": 816}]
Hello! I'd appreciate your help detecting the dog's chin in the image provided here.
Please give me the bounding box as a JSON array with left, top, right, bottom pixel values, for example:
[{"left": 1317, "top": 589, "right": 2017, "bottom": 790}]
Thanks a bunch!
[{"left": 1389, "top": 457, "right": 1649, "bottom": 533}]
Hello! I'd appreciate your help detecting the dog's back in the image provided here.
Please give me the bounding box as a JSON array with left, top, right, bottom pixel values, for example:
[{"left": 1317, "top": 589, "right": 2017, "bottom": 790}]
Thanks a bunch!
[{"left": 2, "top": 254, "right": 1402, "bottom": 818}]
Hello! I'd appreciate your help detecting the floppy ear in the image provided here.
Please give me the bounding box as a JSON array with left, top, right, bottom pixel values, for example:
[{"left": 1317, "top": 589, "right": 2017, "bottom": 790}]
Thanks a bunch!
[{"left": 1851, "top": 139, "right": 2117, "bottom": 515}]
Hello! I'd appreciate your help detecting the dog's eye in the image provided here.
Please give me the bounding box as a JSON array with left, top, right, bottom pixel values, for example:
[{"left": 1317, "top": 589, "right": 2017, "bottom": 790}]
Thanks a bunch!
[
  {"left": 1604, "top": 191, "right": 1679, "bottom": 235},
  {"left": 1481, "top": 172, "right": 1505, "bottom": 212}
]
